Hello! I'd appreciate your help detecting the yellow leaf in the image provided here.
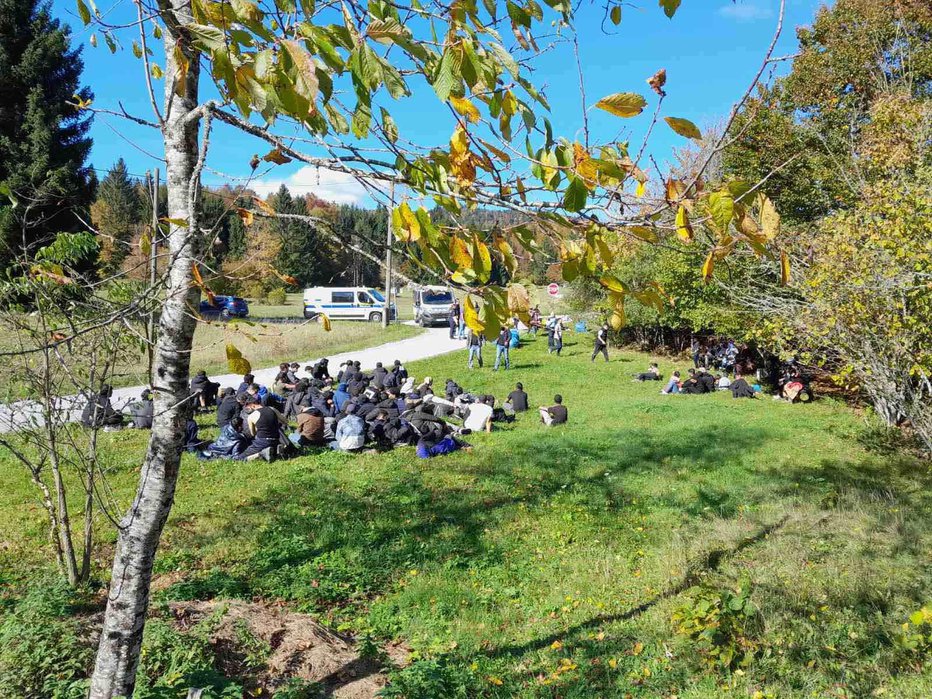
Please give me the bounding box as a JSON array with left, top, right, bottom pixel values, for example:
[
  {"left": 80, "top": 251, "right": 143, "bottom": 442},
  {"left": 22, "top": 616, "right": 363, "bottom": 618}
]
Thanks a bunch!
[
  {"left": 550, "top": 640, "right": 563, "bottom": 650},
  {"left": 780, "top": 250, "right": 790, "bottom": 286},
  {"left": 191, "top": 263, "right": 204, "bottom": 288},
  {"left": 632, "top": 641, "right": 644, "bottom": 656},
  {"left": 487, "top": 676, "right": 503, "bottom": 686},
  {"left": 320, "top": 312, "right": 332, "bottom": 331},
  {"left": 463, "top": 295, "right": 484, "bottom": 333},
  {"left": 760, "top": 193, "right": 780, "bottom": 240},
  {"left": 635, "top": 180, "right": 646, "bottom": 198},
  {"left": 701, "top": 251, "right": 715, "bottom": 281},
  {"left": 253, "top": 196, "right": 275, "bottom": 215},
  {"left": 664, "top": 116, "right": 702, "bottom": 141},
  {"left": 262, "top": 148, "right": 293, "bottom": 165},
  {"left": 236, "top": 208, "right": 254, "bottom": 226},
  {"left": 675, "top": 205, "right": 693, "bottom": 243},
  {"left": 610, "top": 307, "right": 625, "bottom": 330},
  {"left": 449, "top": 235, "right": 472, "bottom": 268},
  {"left": 507, "top": 283, "right": 530, "bottom": 314},
  {"left": 594, "top": 92, "right": 647, "bottom": 118},
  {"left": 450, "top": 96, "right": 481, "bottom": 123}
]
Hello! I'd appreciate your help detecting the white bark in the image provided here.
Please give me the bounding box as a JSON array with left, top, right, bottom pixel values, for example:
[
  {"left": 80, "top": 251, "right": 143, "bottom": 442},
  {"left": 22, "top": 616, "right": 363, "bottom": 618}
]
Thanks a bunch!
[{"left": 88, "top": 4, "right": 203, "bottom": 696}]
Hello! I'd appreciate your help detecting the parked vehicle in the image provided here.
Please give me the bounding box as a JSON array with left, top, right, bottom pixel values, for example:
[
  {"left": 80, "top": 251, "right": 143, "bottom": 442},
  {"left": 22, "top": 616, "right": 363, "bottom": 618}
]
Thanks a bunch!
[
  {"left": 303, "top": 286, "right": 396, "bottom": 322},
  {"left": 412, "top": 285, "right": 455, "bottom": 327},
  {"left": 199, "top": 295, "right": 249, "bottom": 319}
]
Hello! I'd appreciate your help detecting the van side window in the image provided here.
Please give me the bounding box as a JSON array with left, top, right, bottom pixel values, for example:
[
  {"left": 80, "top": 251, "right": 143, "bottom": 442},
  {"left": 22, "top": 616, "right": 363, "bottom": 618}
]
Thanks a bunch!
[
  {"left": 357, "top": 291, "right": 371, "bottom": 304},
  {"left": 332, "top": 291, "right": 353, "bottom": 304}
]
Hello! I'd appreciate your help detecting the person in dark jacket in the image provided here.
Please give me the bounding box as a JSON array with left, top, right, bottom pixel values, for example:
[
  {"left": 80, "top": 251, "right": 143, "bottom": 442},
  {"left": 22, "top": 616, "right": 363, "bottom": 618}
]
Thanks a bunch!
[
  {"left": 391, "top": 359, "right": 408, "bottom": 382},
  {"left": 216, "top": 388, "right": 239, "bottom": 427},
  {"left": 539, "top": 394, "right": 568, "bottom": 426},
  {"left": 311, "top": 358, "right": 331, "bottom": 381},
  {"left": 183, "top": 419, "right": 206, "bottom": 453},
  {"left": 448, "top": 302, "right": 460, "bottom": 339},
  {"left": 372, "top": 362, "right": 388, "bottom": 388},
  {"left": 201, "top": 417, "right": 250, "bottom": 460},
  {"left": 493, "top": 327, "right": 511, "bottom": 371},
  {"left": 505, "top": 383, "right": 528, "bottom": 412},
  {"left": 416, "top": 434, "right": 466, "bottom": 458},
  {"left": 238, "top": 400, "right": 286, "bottom": 461},
  {"left": 730, "top": 374, "right": 756, "bottom": 399},
  {"left": 698, "top": 369, "right": 716, "bottom": 393},
  {"left": 81, "top": 384, "right": 124, "bottom": 429},
  {"left": 190, "top": 370, "right": 220, "bottom": 410},
  {"left": 591, "top": 323, "right": 610, "bottom": 362},
  {"left": 333, "top": 382, "right": 351, "bottom": 411},
  {"left": 237, "top": 373, "right": 255, "bottom": 394},
  {"left": 283, "top": 380, "right": 311, "bottom": 420},
  {"left": 680, "top": 369, "right": 704, "bottom": 394},
  {"left": 129, "top": 389, "right": 154, "bottom": 429},
  {"left": 312, "top": 390, "right": 337, "bottom": 418}
]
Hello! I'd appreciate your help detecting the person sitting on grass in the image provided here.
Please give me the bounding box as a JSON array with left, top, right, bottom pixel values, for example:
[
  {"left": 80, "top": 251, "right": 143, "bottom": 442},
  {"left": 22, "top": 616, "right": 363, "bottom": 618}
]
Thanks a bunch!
[
  {"left": 128, "top": 389, "right": 154, "bottom": 429},
  {"left": 505, "top": 382, "right": 529, "bottom": 412},
  {"left": 273, "top": 363, "right": 298, "bottom": 395},
  {"left": 634, "top": 363, "right": 662, "bottom": 381},
  {"left": 216, "top": 387, "right": 239, "bottom": 427},
  {"left": 661, "top": 371, "right": 681, "bottom": 395},
  {"left": 311, "top": 357, "right": 331, "bottom": 381},
  {"left": 237, "top": 373, "right": 255, "bottom": 394},
  {"left": 183, "top": 419, "right": 208, "bottom": 453},
  {"left": 290, "top": 406, "right": 326, "bottom": 447},
  {"left": 190, "top": 370, "right": 220, "bottom": 410},
  {"left": 539, "top": 394, "right": 568, "bottom": 426},
  {"left": 238, "top": 399, "right": 287, "bottom": 462},
  {"left": 463, "top": 398, "right": 494, "bottom": 433},
  {"left": 716, "top": 373, "right": 732, "bottom": 391},
  {"left": 330, "top": 403, "right": 366, "bottom": 452},
  {"left": 730, "top": 372, "right": 756, "bottom": 399},
  {"left": 200, "top": 416, "right": 250, "bottom": 460},
  {"left": 333, "top": 382, "right": 351, "bottom": 412},
  {"left": 81, "top": 384, "right": 124, "bottom": 430}
]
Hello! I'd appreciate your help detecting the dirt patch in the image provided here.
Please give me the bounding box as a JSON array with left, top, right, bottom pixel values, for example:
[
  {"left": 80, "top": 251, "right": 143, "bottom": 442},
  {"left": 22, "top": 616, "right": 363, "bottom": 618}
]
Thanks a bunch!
[{"left": 169, "top": 600, "right": 408, "bottom": 698}]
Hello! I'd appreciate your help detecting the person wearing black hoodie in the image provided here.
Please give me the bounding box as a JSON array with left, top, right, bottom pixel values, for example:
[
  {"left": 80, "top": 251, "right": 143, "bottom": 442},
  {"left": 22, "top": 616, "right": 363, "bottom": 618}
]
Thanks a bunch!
[
  {"left": 730, "top": 373, "right": 756, "bottom": 399},
  {"left": 216, "top": 388, "right": 239, "bottom": 427},
  {"left": 81, "top": 384, "right": 124, "bottom": 429},
  {"left": 505, "top": 383, "right": 528, "bottom": 412},
  {"left": 190, "top": 370, "right": 220, "bottom": 409},
  {"left": 311, "top": 358, "right": 331, "bottom": 381},
  {"left": 372, "top": 362, "right": 388, "bottom": 388},
  {"left": 129, "top": 389, "right": 154, "bottom": 429}
]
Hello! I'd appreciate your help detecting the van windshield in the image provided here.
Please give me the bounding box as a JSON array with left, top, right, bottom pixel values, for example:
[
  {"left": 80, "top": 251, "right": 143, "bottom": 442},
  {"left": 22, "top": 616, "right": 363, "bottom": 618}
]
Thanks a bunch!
[
  {"left": 368, "top": 289, "right": 385, "bottom": 302},
  {"left": 423, "top": 290, "right": 453, "bottom": 305}
]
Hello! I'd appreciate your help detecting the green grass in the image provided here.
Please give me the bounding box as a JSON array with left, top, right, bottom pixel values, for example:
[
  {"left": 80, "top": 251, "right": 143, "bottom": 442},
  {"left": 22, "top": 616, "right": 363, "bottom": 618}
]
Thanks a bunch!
[{"left": 2, "top": 331, "right": 931, "bottom": 697}]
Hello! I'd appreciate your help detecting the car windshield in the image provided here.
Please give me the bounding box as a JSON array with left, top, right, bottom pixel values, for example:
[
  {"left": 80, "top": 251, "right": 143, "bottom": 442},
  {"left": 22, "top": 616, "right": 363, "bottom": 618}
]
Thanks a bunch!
[
  {"left": 368, "top": 289, "right": 385, "bottom": 302},
  {"left": 423, "top": 290, "right": 453, "bottom": 304}
]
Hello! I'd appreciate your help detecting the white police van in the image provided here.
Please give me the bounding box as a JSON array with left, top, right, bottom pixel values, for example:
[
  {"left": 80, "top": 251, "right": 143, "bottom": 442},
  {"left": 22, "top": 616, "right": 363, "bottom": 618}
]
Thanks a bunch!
[
  {"left": 303, "top": 287, "right": 396, "bottom": 322},
  {"left": 412, "top": 285, "right": 456, "bottom": 327}
]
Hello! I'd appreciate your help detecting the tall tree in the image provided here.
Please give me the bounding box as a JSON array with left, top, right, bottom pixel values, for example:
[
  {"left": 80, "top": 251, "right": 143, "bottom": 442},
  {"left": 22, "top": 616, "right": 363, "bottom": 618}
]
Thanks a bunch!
[
  {"left": 0, "top": 0, "right": 94, "bottom": 258},
  {"left": 273, "top": 184, "right": 337, "bottom": 286},
  {"left": 91, "top": 159, "right": 142, "bottom": 274}
]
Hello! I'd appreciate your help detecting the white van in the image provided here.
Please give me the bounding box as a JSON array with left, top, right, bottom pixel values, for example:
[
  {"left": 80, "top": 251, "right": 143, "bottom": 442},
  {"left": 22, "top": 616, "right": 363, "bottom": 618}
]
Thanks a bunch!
[
  {"left": 413, "top": 285, "right": 456, "bottom": 327},
  {"left": 303, "top": 287, "right": 396, "bottom": 322}
]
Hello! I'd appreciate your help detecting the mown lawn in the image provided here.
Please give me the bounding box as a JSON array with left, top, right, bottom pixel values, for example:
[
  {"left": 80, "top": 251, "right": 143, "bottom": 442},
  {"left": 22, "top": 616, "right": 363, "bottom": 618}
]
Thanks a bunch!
[{"left": 1, "top": 330, "right": 931, "bottom": 698}]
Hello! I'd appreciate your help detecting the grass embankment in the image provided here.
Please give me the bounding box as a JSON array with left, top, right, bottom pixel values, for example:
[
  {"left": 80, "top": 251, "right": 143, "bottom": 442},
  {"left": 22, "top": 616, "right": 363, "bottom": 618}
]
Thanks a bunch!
[
  {"left": 0, "top": 319, "right": 420, "bottom": 400},
  {"left": 1, "top": 330, "right": 931, "bottom": 698}
]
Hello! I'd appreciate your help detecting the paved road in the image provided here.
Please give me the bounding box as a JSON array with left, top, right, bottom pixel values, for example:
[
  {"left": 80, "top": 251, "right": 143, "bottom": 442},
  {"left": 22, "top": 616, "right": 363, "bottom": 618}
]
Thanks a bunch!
[{"left": 0, "top": 324, "right": 465, "bottom": 433}]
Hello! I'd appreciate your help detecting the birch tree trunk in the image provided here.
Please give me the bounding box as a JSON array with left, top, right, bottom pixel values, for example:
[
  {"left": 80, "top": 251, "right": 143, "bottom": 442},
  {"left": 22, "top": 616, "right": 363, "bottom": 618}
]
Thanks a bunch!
[{"left": 88, "top": 5, "right": 202, "bottom": 695}]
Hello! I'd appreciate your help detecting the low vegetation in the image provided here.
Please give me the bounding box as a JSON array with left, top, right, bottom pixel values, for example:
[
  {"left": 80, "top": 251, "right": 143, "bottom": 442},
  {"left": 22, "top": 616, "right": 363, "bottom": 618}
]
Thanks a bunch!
[{"left": 1, "top": 333, "right": 930, "bottom": 697}]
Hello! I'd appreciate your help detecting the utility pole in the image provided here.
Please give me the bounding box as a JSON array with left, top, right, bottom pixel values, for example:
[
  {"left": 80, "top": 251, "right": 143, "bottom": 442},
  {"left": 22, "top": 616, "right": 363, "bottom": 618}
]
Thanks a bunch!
[
  {"left": 382, "top": 181, "right": 395, "bottom": 328},
  {"left": 146, "top": 168, "right": 159, "bottom": 384}
]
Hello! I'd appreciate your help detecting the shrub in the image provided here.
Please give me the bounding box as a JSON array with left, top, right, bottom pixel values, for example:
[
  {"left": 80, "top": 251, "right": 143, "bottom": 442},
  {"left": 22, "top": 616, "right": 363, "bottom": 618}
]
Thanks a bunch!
[
  {"left": 379, "top": 658, "right": 480, "bottom": 699},
  {"left": 0, "top": 578, "right": 93, "bottom": 699},
  {"left": 672, "top": 574, "right": 763, "bottom": 671},
  {"left": 264, "top": 287, "right": 287, "bottom": 305}
]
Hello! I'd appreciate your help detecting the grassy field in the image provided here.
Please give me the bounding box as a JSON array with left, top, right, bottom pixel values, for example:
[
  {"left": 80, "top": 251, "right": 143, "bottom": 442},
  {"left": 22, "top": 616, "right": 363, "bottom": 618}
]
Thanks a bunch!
[{"left": 1, "top": 330, "right": 931, "bottom": 698}]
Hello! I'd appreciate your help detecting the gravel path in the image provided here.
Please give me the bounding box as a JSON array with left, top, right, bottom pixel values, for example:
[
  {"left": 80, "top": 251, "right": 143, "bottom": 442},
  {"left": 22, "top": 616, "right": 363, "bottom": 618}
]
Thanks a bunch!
[{"left": 0, "top": 324, "right": 464, "bottom": 433}]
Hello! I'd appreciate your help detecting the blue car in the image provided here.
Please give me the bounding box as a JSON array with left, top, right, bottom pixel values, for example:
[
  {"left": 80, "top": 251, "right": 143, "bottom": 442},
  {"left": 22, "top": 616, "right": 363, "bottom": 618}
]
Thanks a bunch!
[{"left": 199, "top": 295, "right": 249, "bottom": 319}]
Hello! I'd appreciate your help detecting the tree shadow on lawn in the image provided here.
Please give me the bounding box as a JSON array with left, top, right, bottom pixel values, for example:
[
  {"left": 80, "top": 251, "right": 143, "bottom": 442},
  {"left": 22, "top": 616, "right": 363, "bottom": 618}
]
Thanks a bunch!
[{"left": 164, "top": 423, "right": 778, "bottom": 606}]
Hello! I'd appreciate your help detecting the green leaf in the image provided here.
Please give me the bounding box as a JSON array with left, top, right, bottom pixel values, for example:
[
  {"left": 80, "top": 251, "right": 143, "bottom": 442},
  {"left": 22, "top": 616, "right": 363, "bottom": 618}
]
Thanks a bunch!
[
  {"left": 132, "top": 40, "right": 142, "bottom": 59},
  {"left": 187, "top": 24, "right": 227, "bottom": 51},
  {"left": 708, "top": 191, "right": 735, "bottom": 231},
  {"left": 659, "top": 0, "right": 681, "bottom": 18},
  {"left": 664, "top": 116, "right": 702, "bottom": 141},
  {"left": 563, "top": 176, "right": 588, "bottom": 212},
  {"left": 282, "top": 39, "right": 320, "bottom": 102},
  {"left": 104, "top": 31, "right": 117, "bottom": 54},
  {"left": 352, "top": 101, "right": 371, "bottom": 138},
  {"left": 380, "top": 107, "right": 398, "bottom": 143},
  {"left": 325, "top": 103, "right": 349, "bottom": 134},
  {"left": 76, "top": 0, "right": 91, "bottom": 25},
  {"left": 433, "top": 48, "right": 457, "bottom": 102},
  {"left": 594, "top": 92, "right": 646, "bottom": 118}
]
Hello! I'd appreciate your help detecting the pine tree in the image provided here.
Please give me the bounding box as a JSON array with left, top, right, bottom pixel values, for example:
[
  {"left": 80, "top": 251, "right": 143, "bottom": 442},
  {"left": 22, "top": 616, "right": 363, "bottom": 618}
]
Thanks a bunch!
[
  {"left": 0, "top": 0, "right": 94, "bottom": 258},
  {"left": 91, "top": 159, "right": 141, "bottom": 273}
]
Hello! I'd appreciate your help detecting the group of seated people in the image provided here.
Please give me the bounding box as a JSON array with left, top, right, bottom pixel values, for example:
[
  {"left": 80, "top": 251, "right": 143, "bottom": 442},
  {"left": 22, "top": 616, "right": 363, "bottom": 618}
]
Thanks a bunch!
[
  {"left": 80, "top": 353, "right": 572, "bottom": 463},
  {"left": 641, "top": 364, "right": 758, "bottom": 398}
]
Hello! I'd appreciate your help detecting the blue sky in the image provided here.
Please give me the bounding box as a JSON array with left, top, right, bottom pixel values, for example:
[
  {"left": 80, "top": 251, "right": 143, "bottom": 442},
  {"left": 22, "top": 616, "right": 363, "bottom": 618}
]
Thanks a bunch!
[{"left": 53, "top": 0, "right": 825, "bottom": 207}]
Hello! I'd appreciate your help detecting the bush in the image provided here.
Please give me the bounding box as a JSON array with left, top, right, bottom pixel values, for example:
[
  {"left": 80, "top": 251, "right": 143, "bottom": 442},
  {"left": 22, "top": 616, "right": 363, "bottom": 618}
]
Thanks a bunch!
[
  {"left": 264, "top": 287, "right": 287, "bottom": 305},
  {"left": 379, "top": 658, "right": 480, "bottom": 698},
  {"left": 0, "top": 578, "right": 93, "bottom": 699}
]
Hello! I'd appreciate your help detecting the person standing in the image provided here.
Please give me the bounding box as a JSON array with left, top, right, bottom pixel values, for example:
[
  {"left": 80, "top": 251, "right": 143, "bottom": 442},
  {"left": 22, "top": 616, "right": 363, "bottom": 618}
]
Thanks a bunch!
[
  {"left": 546, "top": 315, "right": 557, "bottom": 353},
  {"left": 691, "top": 337, "right": 701, "bottom": 369},
  {"left": 553, "top": 320, "right": 564, "bottom": 356},
  {"left": 494, "top": 326, "right": 511, "bottom": 371},
  {"left": 591, "top": 323, "right": 610, "bottom": 362},
  {"left": 467, "top": 327, "right": 484, "bottom": 369},
  {"left": 448, "top": 301, "right": 460, "bottom": 339}
]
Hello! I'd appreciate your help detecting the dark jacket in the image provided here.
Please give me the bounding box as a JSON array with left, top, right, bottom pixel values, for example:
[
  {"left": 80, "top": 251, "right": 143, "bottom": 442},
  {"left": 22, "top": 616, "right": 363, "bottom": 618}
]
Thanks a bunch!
[
  {"left": 81, "top": 392, "right": 122, "bottom": 427},
  {"left": 206, "top": 423, "right": 248, "bottom": 458},
  {"left": 129, "top": 394, "right": 154, "bottom": 429},
  {"left": 730, "top": 378, "right": 755, "bottom": 399},
  {"left": 216, "top": 394, "right": 240, "bottom": 427},
  {"left": 506, "top": 389, "right": 528, "bottom": 412}
]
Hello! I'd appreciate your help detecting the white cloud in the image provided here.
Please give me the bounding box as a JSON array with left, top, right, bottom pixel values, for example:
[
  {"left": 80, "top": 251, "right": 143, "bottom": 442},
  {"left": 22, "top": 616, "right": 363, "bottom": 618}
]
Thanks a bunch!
[
  {"left": 250, "top": 166, "right": 372, "bottom": 205},
  {"left": 717, "top": 1, "right": 774, "bottom": 21}
]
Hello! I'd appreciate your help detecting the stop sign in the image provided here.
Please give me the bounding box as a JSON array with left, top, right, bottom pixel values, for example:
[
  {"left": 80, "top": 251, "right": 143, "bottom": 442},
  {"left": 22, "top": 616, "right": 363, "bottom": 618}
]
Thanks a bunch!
[{"left": 547, "top": 283, "right": 560, "bottom": 297}]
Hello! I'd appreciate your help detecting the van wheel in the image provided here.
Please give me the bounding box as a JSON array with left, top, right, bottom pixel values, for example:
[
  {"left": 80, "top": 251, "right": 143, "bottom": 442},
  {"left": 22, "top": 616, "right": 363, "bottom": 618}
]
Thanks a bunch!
[
  {"left": 369, "top": 311, "right": 383, "bottom": 323},
  {"left": 304, "top": 310, "right": 318, "bottom": 320}
]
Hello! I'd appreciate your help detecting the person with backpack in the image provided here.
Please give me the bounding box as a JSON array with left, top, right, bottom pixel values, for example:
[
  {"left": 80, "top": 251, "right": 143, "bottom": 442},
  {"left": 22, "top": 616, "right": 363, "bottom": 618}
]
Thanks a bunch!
[
  {"left": 493, "top": 326, "right": 511, "bottom": 371},
  {"left": 591, "top": 323, "right": 610, "bottom": 362}
]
